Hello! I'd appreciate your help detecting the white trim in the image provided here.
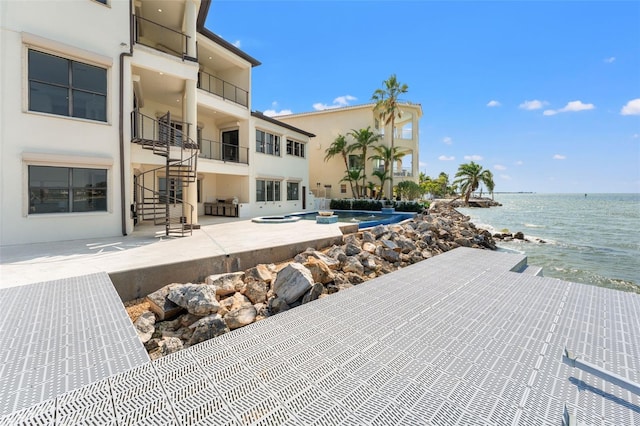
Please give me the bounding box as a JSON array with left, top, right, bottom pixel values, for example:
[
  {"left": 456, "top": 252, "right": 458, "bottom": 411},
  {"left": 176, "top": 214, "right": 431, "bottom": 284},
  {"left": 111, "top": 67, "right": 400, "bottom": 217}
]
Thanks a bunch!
[
  {"left": 255, "top": 174, "right": 284, "bottom": 181},
  {"left": 21, "top": 32, "right": 114, "bottom": 67},
  {"left": 22, "top": 152, "right": 114, "bottom": 166}
]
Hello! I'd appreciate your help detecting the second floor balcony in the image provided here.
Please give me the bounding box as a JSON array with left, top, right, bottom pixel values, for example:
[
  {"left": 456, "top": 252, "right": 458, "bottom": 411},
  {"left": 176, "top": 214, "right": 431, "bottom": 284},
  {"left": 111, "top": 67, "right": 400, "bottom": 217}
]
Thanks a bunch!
[
  {"left": 199, "top": 138, "right": 249, "bottom": 165},
  {"left": 198, "top": 71, "right": 248, "bottom": 108}
]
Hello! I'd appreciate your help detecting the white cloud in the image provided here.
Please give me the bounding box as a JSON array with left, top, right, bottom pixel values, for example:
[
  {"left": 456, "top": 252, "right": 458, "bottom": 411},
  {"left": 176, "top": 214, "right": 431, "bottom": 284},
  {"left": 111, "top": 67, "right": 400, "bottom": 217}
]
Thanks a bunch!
[
  {"left": 232, "top": 40, "right": 241, "bottom": 48},
  {"left": 633, "top": 133, "right": 639, "bottom": 139},
  {"left": 604, "top": 56, "right": 616, "bottom": 63},
  {"left": 500, "top": 174, "right": 512, "bottom": 180},
  {"left": 544, "top": 100, "right": 595, "bottom": 116},
  {"left": 514, "top": 160, "right": 524, "bottom": 166},
  {"left": 438, "top": 155, "right": 455, "bottom": 161},
  {"left": 443, "top": 136, "right": 453, "bottom": 145},
  {"left": 464, "top": 155, "right": 483, "bottom": 161},
  {"left": 494, "top": 164, "right": 507, "bottom": 171},
  {"left": 263, "top": 109, "right": 293, "bottom": 117},
  {"left": 621, "top": 98, "right": 640, "bottom": 116},
  {"left": 553, "top": 154, "right": 566, "bottom": 160},
  {"left": 519, "top": 100, "right": 547, "bottom": 110},
  {"left": 487, "top": 100, "right": 501, "bottom": 107},
  {"left": 313, "top": 95, "right": 357, "bottom": 111}
]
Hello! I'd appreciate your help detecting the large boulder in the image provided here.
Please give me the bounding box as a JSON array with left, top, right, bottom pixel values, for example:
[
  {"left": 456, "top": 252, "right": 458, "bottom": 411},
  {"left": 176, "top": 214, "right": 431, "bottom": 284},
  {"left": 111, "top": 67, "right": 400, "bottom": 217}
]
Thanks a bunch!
[
  {"left": 188, "top": 314, "right": 229, "bottom": 346},
  {"left": 205, "top": 272, "right": 245, "bottom": 296},
  {"left": 344, "top": 243, "right": 362, "bottom": 256},
  {"left": 301, "top": 283, "right": 324, "bottom": 304},
  {"left": 146, "top": 283, "right": 184, "bottom": 321},
  {"left": 273, "top": 263, "right": 314, "bottom": 304},
  {"left": 168, "top": 284, "right": 220, "bottom": 316},
  {"left": 224, "top": 306, "right": 257, "bottom": 330},
  {"left": 269, "top": 297, "right": 291, "bottom": 314},
  {"left": 245, "top": 264, "right": 276, "bottom": 284},
  {"left": 342, "top": 257, "right": 364, "bottom": 275},
  {"left": 134, "top": 311, "right": 156, "bottom": 343},
  {"left": 243, "top": 279, "right": 268, "bottom": 304}
]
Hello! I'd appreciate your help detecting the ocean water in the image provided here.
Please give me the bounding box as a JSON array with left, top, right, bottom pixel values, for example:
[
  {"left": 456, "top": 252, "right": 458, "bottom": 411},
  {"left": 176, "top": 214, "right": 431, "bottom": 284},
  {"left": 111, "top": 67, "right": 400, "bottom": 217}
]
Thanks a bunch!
[{"left": 457, "top": 193, "right": 640, "bottom": 293}]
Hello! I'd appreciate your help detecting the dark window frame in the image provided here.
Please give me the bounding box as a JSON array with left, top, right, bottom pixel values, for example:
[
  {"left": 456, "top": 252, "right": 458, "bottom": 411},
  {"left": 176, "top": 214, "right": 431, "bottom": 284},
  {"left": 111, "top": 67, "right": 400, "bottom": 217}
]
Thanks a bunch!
[
  {"left": 286, "top": 181, "right": 299, "bottom": 201},
  {"left": 28, "top": 49, "right": 107, "bottom": 122},
  {"left": 256, "top": 179, "right": 281, "bottom": 202}
]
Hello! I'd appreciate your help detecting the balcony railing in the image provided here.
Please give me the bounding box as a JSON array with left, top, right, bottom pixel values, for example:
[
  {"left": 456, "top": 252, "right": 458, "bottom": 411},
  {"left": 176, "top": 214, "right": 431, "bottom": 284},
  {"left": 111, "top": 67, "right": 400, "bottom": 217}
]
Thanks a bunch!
[
  {"left": 133, "top": 15, "right": 193, "bottom": 60},
  {"left": 394, "top": 167, "right": 413, "bottom": 177},
  {"left": 198, "top": 71, "right": 248, "bottom": 107},
  {"left": 199, "top": 139, "right": 249, "bottom": 164}
]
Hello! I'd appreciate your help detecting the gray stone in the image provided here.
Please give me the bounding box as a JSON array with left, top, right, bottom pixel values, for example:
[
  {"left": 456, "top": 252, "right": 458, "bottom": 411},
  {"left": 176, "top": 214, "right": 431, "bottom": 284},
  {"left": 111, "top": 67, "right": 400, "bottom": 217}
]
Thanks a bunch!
[
  {"left": 168, "top": 284, "right": 220, "bottom": 316},
  {"left": 342, "top": 257, "right": 364, "bottom": 275},
  {"left": 344, "top": 243, "right": 362, "bottom": 256},
  {"left": 205, "top": 272, "right": 245, "bottom": 296},
  {"left": 188, "top": 314, "right": 229, "bottom": 346},
  {"left": 302, "top": 283, "right": 324, "bottom": 304},
  {"left": 134, "top": 311, "right": 156, "bottom": 343},
  {"left": 343, "top": 234, "right": 361, "bottom": 246},
  {"left": 273, "top": 263, "right": 314, "bottom": 304},
  {"left": 269, "top": 297, "right": 291, "bottom": 314},
  {"left": 361, "top": 231, "right": 376, "bottom": 243},
  {"left": 381, "top": 239, "right": 400, "bottom": 252},
  {"left": 224, "top": 306, "right": 257, "bottom": 330},
  {"left": 146, "top": 283, "right": 184, "bottom": 321},
  {"left": 380, "top": 248, "right": 401, "bottom": 263},
  {"left": 370, "top": 224, "right": 387, "bottom": 238}
]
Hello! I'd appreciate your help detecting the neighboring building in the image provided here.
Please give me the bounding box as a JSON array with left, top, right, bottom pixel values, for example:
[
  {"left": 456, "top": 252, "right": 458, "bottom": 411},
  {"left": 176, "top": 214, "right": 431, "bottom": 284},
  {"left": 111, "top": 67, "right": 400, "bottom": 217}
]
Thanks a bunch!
[
  {"left": 0, "top": 0, "right": 313, "bottom": 245},
  {"left": 277, "top": 102, "right": 422, "bottom": 201}
]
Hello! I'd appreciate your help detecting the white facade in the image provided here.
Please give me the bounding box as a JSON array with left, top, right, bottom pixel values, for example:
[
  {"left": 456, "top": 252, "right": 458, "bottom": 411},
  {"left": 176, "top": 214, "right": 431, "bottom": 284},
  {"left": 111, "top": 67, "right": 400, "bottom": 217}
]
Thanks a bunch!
[{"left": 0, "top": 0, "right": 313, "bottom": 245}]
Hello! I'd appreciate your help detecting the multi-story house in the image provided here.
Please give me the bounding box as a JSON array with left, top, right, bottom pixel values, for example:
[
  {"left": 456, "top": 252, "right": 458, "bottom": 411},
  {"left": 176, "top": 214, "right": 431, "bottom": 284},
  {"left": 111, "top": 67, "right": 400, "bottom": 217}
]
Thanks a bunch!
[
  {"left": 277, "top": 102, "right": 422, "bottom": 201},
  {"left": 0, "top": 0, "right": 314, "bottom": 245}
]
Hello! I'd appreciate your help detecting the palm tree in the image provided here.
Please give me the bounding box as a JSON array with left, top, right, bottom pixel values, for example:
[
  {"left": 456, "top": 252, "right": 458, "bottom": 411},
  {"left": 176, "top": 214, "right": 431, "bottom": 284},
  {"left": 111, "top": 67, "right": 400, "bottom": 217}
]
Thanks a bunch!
[
  {"left": 368, "top": 145, "right": 406, "bottom": 198},
  {"left": 371, "top": 169, "right": 390, "bottom": 199},
  {"left": 324, "top": 134, "right": 357, "bottom": 198},
  {"left": 372, "top": 74, "right": 408, "bottom": 198},
  {"left": 452, "top": 161, "right": 495, "bottom": 205},
  {"left": 341, "top": 169, "right": 363, "bottom": 198},
  {"left": 347, "top": 127, "right": 381, "bottom": 198}
]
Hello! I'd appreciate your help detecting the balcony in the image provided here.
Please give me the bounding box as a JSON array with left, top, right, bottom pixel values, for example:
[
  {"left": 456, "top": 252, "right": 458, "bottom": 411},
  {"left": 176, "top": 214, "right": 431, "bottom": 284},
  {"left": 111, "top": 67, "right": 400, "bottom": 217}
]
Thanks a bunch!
[
  {"left": 199, "top": 139, "right": 249, "bottom": 164},
  {"left": 394, "top": 167, "right": 413, "bottom": 177},
  {"left": 198, "top": 71, "right": 248, "bottom": 107},
  {"left": 133, "top": 15, "right": 194, "bottom": 60}
]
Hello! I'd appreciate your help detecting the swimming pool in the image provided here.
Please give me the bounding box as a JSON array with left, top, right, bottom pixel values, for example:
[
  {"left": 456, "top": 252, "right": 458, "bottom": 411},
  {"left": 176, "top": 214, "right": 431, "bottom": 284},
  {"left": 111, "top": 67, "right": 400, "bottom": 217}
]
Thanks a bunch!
[{"left": 292, "top": 210, "right": 415, "bottom": 228}]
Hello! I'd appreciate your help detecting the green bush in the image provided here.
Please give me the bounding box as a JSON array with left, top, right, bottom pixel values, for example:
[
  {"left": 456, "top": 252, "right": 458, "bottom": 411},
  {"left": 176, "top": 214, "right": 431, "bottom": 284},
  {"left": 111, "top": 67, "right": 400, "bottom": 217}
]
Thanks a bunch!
[{"left": 327, "top": 199, "right": 427, "bottom": 212}]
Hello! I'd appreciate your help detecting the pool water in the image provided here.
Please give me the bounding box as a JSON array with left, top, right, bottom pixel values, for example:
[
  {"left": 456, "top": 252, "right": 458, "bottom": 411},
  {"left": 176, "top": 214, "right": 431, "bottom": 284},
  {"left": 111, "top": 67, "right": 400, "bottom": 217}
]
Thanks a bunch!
[{"left": 292, "top": 210, "right": 415, "bottom": 228}]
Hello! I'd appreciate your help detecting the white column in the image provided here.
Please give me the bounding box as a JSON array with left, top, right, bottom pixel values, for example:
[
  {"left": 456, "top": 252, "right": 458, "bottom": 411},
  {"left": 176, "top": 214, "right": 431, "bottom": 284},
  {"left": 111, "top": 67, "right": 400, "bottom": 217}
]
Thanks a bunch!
[
  {"left": 184, "top": 78, "right": 198, "bottom": 224},
  {"left": 185, "top": 0, "right": 198, "bottom": 59}
]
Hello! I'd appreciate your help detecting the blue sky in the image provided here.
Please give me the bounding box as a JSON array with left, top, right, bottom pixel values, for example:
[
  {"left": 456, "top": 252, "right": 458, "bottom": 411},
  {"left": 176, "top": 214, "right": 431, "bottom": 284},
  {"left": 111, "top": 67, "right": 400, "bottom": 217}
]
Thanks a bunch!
[{"left": 206, "top": 1, "right": 640, "bottom": 193}]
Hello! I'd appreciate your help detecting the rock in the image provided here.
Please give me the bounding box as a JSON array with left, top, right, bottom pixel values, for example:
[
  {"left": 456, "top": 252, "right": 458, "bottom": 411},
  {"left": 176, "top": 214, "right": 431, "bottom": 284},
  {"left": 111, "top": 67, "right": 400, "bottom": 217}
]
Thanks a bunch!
[
  {"left": 301, "top": 283, "right": 324, "bottom": 304},
  {"left": 205, "top": 272, "right": 245, "bottom": 296},
  {"left": 345, "top": 272, "right": 365, "bottom": 285},
  {"left": 224, "top": 306, "right": 257, "bottom": 330},
  {"left": 296, "top": 249, "right": 341, "bottom": 270},
  {"left": 513, "top": 231, "right": 525, "bottom": 240},
  {"left": 381, "top": 239, "right": 400, "bottom": 252},
  {"left": 269, "top": 297, "right": 291, "bottom": 314},
  {"left": 273, "top": 263, "right": 314, "bottom": 304},
  {"left": 343, "top": 234, "right": 361, "bottom": 246},
  {"left": 454, "top": 238, "right": 472, "bottom": 247},
  {"left": 342, "top": 257, "right": 364, "bottom": 275},
  {"left": 243, "top": 279, "right": 268, "bottom": 304},
  {"left": 188, "top": 314, "right": 230, "bottom": 346},
  {"left": 344, "top": 243, "right": 362, "bottom": 256},
  {"left": 303, "top": 257, "right": 335, "bottom": 284},
  {"left": 146, "top": 283, "right": 184, "bottom": 321},
  {"left": 370, "top": 224, "right": 387, "bottom": 238},
  {"left": 380, "top": 248, "right": 401, "bottom": 263},
  {"left": 134, "top": 311, "right": 156, "bottom": 343},
  {"left": 245, "top": 264, "right": 276, "bottom": 284},
  {"left": 228, "top": 292, "right": 253, "bottom": 311},
  {"left": 147, "top": 337, "right": 183, "bottom": 360},
  {"left": 168, "top": 284, "right": 220, "bottom": 316},
  {"left": 361, "top": 231, "right": 376, "bottom": 243},
  {"left": 362, "top": 241, "right": 377, "bottom": 253}
]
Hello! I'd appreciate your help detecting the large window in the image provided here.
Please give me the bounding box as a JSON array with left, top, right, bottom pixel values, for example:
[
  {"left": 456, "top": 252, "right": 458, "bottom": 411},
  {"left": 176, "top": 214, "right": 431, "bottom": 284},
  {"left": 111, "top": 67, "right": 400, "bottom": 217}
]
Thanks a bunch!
[
  {"left": 256, "top": 130, "right": 280, "bottom": 156},
  {"left": 256, "top": 179, "right": 281, "bottom": 202},
  {"left": 29, "top": 166, "right": 107, "bottom": 214},
  {"left": 287, "top": 182, "right": 299, "bottom": 201},
  {"left": 286, "top": 139, "right": 305, "bottom": 158},
  {"left": 28, "top": 50, "right": 107, "bottom": 121}
]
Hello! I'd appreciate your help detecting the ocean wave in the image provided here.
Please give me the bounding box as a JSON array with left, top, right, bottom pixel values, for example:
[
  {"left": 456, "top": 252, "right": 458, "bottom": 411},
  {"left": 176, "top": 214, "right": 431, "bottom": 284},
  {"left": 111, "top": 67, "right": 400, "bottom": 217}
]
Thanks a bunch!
[{"left": 523, "top": 223, "right": 545, "bottom": 228}]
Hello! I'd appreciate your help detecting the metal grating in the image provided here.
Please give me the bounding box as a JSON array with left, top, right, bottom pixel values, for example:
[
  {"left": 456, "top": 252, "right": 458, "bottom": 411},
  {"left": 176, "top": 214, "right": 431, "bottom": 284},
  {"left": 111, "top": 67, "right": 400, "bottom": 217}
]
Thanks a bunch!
[
  {"left": 0, "top": 272, "right": 148, "bottom": 417},
  {"left": 1, "top": 247, "right": 638, "bottom": 425}
]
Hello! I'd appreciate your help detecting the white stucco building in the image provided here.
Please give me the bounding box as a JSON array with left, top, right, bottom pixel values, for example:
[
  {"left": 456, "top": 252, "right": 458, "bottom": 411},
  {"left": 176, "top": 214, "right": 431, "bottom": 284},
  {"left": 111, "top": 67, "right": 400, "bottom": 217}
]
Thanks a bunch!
[
  {"left": 0, "top": 0, "right": 314, "bottom": 245},
  {"left": 277, "top": 103, "right": 423, "bottom": 200}
]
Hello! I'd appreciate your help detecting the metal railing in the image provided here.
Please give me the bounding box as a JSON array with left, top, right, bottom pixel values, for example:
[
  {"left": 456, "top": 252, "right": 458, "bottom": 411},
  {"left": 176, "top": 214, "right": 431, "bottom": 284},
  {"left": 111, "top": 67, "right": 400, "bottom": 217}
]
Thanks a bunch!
[
  {"left": 199, "top": 138, "right": 249, "bottom": 164},
  {"left": 198, "top": 71, "right": 248, "bottom": 107},
  {"left": 393, "top": 167, "right": 413, "bottom": 177},
  {"left": 133, "top": 15, "right": 193, "bottom": 60}
]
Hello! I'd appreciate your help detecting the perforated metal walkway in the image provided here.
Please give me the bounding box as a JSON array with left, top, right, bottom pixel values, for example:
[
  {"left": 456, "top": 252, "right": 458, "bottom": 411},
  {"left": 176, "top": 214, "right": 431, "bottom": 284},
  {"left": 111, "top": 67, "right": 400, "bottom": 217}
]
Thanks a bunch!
[
  {"left": 0, "top": 273, "right": 149, "bottom": 416},
  {"left": 1, "top": 248, "right": 638, "bottom": 425}
]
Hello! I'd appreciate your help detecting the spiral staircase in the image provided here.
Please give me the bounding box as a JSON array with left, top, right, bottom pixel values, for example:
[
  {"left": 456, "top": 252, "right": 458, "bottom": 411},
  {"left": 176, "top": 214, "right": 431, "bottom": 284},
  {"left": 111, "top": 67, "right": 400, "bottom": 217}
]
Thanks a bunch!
[{"left": 131, "top": 110, "right": 198, "bottom": 236}]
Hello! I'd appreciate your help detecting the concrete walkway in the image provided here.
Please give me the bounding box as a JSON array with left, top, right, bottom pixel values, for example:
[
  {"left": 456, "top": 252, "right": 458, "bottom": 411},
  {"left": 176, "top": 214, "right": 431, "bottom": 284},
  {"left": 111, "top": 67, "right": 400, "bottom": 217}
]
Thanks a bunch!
[{"left": 0, "top": 217, "right": 345, "bottom": 292}]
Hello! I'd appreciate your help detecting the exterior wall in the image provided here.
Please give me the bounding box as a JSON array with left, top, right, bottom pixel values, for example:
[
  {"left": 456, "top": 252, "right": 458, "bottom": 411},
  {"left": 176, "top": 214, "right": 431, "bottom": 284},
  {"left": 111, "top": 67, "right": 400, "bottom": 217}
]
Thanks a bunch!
[
  {"left": 246, "top": 117, "right": 312, "bottom": 217},
  {"left": 278, "top": 103, "right": 422, "bottom": 200},
  {"left": 0, "top": 0, "right": 130, "bottom": 245}
]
